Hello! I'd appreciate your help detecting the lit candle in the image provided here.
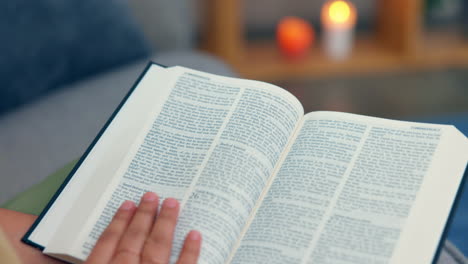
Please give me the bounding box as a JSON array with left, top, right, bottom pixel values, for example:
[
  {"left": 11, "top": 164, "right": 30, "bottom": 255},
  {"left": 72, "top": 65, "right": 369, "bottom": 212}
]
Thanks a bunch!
[
  {"left": 276, "top": 17, "right": 315, "bottom": 60},
  {"left": 321, "top": 0, "right": 357, "bottom": 60}
]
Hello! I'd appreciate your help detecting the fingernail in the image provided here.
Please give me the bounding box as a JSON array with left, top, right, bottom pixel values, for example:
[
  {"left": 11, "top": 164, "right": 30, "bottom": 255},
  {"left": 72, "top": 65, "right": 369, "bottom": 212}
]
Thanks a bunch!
[
  {"left": 121, "top": 200, "right": 135, "bottom": 210},
  {"left": 142, "top": 192, "right": 158, "bottom": 202},
  {"left": 164, "top": 198, "right": 178, "bottom": 208},
  {"left": 188, "top": 230, "right": 201, "bottom": 241}
]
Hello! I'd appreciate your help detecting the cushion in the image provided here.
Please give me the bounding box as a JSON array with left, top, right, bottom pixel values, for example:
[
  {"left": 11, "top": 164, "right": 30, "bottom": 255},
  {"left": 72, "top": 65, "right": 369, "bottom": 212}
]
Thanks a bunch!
[
  {"left": 0, "top": 0, "right": 150, "bottom": 114},
  {"left": 1, "top": 160, "right": 77, "bottom": 215}
]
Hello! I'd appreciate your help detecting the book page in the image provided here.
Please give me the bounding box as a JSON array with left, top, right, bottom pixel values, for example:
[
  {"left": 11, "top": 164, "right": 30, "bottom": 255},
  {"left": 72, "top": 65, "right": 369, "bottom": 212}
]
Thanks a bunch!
[
  {"left": 27, "top": 64, "right": 167, "bottom": 249},
  {"left": 41, "top": 64, "right": 175, "bottom": 259},
  {"left": 46, "top": 66, "right": 304, "bottom": 262},
  {"left": 231, "top": 111, "right": 467, "bottom": 264},
  {"left": 168, "top": 70, "right": 303, "bottom": 264}
]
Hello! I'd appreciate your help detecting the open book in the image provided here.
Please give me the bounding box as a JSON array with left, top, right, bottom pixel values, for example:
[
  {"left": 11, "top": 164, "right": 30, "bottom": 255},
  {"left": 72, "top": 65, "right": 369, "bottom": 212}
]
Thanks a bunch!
[{"left": 23, "top": 63, "right": 468, "bottom": 264}]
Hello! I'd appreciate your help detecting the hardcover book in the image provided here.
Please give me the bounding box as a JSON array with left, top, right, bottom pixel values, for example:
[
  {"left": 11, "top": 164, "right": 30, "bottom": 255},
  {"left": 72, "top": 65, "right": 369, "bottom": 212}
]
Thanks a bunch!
[{"left": 23, "top": 63, "right": 468, "bottom": 264}]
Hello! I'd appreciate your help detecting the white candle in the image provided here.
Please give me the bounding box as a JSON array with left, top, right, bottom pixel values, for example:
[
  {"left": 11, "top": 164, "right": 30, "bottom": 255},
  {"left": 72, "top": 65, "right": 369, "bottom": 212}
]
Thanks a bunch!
[{"left": 321, "top": 0, "right": 357, "bottom": 60}]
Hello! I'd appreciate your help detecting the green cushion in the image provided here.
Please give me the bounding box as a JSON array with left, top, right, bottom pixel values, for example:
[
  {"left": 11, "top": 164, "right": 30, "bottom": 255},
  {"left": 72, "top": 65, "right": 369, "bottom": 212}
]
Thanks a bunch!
[{"left": 1, "top": 160, "right": 78, "bottom": 215}]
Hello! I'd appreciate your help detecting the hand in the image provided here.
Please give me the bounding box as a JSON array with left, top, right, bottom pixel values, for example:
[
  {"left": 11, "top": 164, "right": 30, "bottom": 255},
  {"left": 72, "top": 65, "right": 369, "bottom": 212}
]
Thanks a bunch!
[{"left": 85, "top": 192, "right": 201, "bottom": 264}]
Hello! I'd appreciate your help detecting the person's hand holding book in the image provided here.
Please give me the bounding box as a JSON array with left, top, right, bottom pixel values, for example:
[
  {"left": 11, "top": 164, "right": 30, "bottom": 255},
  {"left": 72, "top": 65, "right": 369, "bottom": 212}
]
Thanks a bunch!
[{"left": 85, "top": 192, "right": 201, "bottom": 264}]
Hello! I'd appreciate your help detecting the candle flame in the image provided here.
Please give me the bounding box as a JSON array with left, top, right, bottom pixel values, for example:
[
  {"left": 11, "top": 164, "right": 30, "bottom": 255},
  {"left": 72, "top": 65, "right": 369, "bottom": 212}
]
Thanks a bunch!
[{"left": 329, "top": 1, "right": 351, "bottom": 23}]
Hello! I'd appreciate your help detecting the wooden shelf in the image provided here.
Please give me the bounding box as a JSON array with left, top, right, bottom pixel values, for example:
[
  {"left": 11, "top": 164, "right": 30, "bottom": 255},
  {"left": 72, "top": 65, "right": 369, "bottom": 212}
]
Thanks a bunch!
[
  {"left": 235, "top": 36, "right": 402, "bottom": 80},
  {"left": 230, "top": 32, "right": 468, "bottom": 81},
  {"left": 416, "top": 31, "right": 468, "bottom": 67},
  {"left": 201, "top": 0, "right": 468, "bottom": 81}
]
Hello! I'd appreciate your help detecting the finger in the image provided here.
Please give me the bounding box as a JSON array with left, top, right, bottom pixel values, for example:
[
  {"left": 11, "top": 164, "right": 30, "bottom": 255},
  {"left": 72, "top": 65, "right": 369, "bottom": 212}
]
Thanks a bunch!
[
  {"left": 85, "top": 200, "right": 136, "bottom": 264},
  {"left": 176, "top": 230, "right": 202, "bottom": 264},
  {"left": 113, "top": 192, "right": 159, "bottom": 263},
  {"left": 141, "top": 198, "right": 179, "bottom": 264}
]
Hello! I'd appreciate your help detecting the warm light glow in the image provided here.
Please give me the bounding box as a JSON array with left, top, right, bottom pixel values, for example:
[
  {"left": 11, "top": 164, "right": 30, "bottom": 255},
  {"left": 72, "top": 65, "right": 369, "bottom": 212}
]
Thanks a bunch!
[
  {"left": 321, "top": 0, "right": 357, "bottom": 59},
  {"left": 321, "top": 0, "right": 356, "bottom": 29},
  {"left": 329, "top": 1, "right": 350, "bottom": 23}
]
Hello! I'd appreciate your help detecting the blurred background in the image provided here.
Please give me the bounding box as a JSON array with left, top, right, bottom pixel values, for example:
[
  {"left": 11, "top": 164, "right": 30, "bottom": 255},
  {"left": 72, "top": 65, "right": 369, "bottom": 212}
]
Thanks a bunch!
[
  {"left": 0, "top": 0, "right": 467, "bottom": 259},
  {"left": 202, "top": 0, "right": 468, "bottom": 118}
]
